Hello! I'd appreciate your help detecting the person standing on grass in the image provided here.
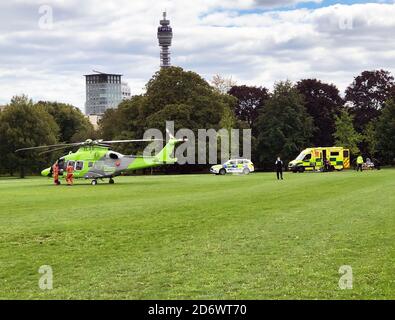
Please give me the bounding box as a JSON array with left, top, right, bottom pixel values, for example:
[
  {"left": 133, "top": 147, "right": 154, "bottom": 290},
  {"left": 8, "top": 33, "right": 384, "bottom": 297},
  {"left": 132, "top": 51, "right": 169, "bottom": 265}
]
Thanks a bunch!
[
  {"left": 66, "top": 163, "right": 74, "bottom": 186},
  {"left": 275, "top": 156, "right": 284, "bottom": 180},
  {"left": 52, "top": 161, "right": 60, "bottom": 186},
  {"left": 357, "top": 155, "right": 364, "bottom": 172},
  {"left": 324, "top": 158, "right": 331, "bottom": 172}
]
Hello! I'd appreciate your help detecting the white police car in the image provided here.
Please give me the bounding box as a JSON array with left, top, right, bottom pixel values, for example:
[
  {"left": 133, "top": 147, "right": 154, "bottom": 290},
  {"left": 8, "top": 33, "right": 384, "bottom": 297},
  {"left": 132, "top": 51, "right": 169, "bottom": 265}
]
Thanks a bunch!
[{"left": 210, "top": 159, "right": 255, "bottom": 175}]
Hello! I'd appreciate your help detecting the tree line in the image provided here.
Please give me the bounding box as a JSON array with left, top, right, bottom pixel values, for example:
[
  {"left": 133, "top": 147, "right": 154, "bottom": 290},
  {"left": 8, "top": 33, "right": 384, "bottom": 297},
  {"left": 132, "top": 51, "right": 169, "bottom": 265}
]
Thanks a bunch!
[
  {"left": 1, "top": 67, "right": 394, "bottom": 176},
  {"left": 0, "top": 96, "right": 95, "bottom": 177},
  {"left": 100, "top": 67, "right": 395, "bottom": 170},
  {"left": 231, "top": 69, "right": 395, "bottom": 169}
]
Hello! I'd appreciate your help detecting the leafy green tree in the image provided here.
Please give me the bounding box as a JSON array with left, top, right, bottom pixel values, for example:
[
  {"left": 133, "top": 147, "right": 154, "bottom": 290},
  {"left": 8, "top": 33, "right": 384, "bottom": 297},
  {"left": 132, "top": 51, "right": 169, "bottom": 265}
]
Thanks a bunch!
[
  {"left": 345, "top": 70, "right": 394, "bottom": 132},
  {"left": 375, "top": 99, "right": 395, "bottom": 164},
  {"left": 100, "top": 96, "right": 145, "bottom": 141},
  {"left": 228, "top": 85, "right": 269, "bottom": 127},
  {"left": 144, "top": 67, "right": 215, "bottom": 114},
  {"left": 296, "top": 79, "right": 344, "bottom": 147},
  {"left": 363, "top": 121, "right": 377, "bottom": 158},
  {"left": 100, "top": 67, "right": 237, "bottom": 159},
  {"left": 254, "top": 81, "right": 313, "bottom": 169},
  {"left": 333, "top": 110, "right": 362, "bottom": 155},
  {"left": 37, "top": 101, "right": 95, "bottom": 142},
  {"left": 0, "top": 95, "right": 59, "bottom": 178},
  {"left": 211, "top": 74, "right": 237, "bottom": 94},
  {"left": 219, "top": 94, "right": 238, "bottom": 131}
]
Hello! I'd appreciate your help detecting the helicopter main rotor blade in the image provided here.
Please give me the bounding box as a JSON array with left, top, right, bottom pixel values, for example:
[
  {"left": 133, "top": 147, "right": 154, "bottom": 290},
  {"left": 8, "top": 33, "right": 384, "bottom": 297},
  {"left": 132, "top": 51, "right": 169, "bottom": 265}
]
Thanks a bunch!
[
  {"left": 100, "top": 139, "right": 163, "bottom": 144},
  {"left": 38, "top": 145, "right": 78, "bottom": 155},
  {"left": 38, "top": 143, "right": 112, "bottom": 155},
  {"left": 15, "top": 138, "right": 164, "bottom": 153},
  {"left": 15, "top": 142, "right": 82, "bottom": 153}
]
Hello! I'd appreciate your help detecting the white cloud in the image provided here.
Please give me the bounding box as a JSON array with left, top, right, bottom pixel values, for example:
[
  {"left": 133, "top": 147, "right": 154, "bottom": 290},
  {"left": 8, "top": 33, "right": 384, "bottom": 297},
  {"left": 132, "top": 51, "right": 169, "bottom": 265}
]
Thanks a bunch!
[
  {"left": 0, "top": 1, "right": 394, "bottom": 111},
  {"left": 253, "top": 0, "right": 323, "bottom": 8}
]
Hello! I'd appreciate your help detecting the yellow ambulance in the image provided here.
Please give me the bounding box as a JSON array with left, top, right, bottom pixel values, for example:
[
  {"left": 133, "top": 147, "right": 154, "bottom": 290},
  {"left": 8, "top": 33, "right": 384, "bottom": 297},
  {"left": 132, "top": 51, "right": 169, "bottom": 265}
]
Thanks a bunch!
[{"left": 288, "top": 147, "right": 350, "bottom": 173}]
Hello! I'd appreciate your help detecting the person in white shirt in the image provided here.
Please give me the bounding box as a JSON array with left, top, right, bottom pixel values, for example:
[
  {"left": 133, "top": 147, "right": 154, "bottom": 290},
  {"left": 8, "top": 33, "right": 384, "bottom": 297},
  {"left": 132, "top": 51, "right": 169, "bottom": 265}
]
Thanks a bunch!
[{"left": 275, "top": 157, "right": 284, "bottom": 180}]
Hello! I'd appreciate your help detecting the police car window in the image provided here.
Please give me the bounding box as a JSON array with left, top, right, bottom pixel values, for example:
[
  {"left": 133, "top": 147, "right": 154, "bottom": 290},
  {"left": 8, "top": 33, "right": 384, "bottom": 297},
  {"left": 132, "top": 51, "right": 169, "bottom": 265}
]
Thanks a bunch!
[
  {"left": 229, "top": 161, "right": 236, "bottom": 165},
  {"left": 76, "top": 161, "right": 84, "bottom": 170}
]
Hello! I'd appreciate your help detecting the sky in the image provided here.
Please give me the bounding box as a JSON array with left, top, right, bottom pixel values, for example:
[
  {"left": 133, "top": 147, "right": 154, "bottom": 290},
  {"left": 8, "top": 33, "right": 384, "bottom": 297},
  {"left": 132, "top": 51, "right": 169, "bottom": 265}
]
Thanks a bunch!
[{"left": 0, "top": 0, "right": 395, "bottom": 111}]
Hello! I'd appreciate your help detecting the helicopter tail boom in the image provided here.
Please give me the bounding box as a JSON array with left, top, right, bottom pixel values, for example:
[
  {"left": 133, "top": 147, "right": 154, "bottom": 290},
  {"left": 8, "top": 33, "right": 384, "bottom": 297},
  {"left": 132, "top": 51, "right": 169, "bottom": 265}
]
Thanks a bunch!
[{"left": 154, "top": 138, "right": 179, "bottom": 164}]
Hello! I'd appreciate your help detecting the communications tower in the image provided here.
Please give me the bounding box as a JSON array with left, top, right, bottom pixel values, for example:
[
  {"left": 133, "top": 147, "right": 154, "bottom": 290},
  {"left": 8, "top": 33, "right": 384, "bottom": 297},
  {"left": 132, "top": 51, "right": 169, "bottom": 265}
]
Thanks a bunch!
[{"left": 157, "top": 11, "right": 173, "bottom": 68}]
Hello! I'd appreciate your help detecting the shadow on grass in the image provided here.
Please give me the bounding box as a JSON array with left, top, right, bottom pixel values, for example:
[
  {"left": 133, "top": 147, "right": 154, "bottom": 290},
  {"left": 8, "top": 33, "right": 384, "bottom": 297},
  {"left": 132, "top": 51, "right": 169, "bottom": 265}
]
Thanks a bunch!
[{"left": 33, "top": 180, "right": 160, "bottom": 188}]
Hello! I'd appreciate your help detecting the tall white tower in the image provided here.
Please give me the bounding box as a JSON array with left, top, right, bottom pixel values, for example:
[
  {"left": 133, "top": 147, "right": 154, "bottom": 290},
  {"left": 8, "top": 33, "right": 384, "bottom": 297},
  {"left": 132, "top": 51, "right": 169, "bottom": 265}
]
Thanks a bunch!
[{"left": 157, "top": 12, "right": 173, "bottom": 68}]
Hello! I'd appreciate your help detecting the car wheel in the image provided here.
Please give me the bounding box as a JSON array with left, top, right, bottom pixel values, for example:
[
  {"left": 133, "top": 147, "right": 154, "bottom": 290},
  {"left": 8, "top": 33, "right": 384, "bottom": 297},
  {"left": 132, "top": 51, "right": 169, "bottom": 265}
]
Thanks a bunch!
[
  {"left": 298, "top": 167, "right": 305, "bottom": 173},
  {"left": 243, "top": 168, "right": 250, "bottom": 175},
  {"left": 219, "top": 168, "right": 226, "bottom": 175},
  {"left": 91, "top": 180, "right": 98, "bottom": 186}
]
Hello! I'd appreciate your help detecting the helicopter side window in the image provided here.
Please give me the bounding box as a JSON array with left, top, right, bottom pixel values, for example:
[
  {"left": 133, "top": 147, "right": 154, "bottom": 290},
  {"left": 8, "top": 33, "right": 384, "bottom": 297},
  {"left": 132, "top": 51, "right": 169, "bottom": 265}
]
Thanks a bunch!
[
  {"left": 75, "top": 161, "right": 84, "bottom": 171},
  {"left": 88, "top": 162, "right": 93, "bottom": 168},
  {"left": 109, "top": 153, "right": 119, "bottom": 160},
  {"left": 67, "top": 161, "right": 75, "bottom": 168}
]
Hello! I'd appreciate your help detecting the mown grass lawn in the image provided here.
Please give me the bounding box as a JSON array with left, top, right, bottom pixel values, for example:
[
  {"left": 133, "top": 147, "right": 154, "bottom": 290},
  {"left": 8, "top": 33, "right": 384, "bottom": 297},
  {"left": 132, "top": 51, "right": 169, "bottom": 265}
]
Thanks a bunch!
[{"left": 0, "top": 169, "right": 394, "bottom": 299}]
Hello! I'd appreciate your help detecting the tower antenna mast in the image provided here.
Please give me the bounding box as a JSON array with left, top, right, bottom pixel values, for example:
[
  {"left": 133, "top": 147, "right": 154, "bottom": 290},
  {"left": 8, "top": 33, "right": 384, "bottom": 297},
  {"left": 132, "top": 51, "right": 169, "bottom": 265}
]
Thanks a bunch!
[{"left": 157, "top": 11, "right": 173, "bottom": 68}]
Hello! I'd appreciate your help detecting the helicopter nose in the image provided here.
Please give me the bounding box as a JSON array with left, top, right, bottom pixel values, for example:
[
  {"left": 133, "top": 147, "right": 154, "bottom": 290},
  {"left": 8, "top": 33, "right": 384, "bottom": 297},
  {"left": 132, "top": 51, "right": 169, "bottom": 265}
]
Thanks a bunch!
[{"left": 41, "top": 168, "right": 51, "bottom": 177}]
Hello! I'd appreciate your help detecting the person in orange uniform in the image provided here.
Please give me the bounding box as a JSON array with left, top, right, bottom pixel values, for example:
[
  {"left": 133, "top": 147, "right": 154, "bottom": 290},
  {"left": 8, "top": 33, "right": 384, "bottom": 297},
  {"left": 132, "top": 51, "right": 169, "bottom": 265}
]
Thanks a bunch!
[
  {"left": 52, "top": 161, "right": 60, "bottom": 185},
  {"left": 66, "top": 163, "right": 74, "bottom": 186}
]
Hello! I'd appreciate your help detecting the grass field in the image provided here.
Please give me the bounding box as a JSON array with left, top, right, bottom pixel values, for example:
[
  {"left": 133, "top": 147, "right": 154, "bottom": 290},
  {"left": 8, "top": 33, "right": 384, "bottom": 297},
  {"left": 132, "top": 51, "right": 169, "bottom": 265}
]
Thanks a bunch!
[{"left": 0, "top": 169, "right": 394, "bottom": 300}]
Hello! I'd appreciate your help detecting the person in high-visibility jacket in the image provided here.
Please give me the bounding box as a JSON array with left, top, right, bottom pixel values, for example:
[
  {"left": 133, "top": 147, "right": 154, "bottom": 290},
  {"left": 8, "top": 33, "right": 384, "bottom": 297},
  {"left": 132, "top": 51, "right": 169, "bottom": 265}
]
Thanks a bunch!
[
  {"left": 52, "top": 162, "right": 60, "bottom": 185},
  {"left": 66, "top": 163, "right": 74, "bottom": 186},
  {"left": 356, "top": 155, "right": 364, "bottom": 172}
]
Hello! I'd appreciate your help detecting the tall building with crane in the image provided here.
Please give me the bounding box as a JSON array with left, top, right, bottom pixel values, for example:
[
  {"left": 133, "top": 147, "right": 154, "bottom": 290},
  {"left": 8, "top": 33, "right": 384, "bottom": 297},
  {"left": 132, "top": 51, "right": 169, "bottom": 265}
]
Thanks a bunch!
[
  {"left": 157, "top": 11, "right": 173, "bottom": 68},
  {"left": 84, "top": 70, "right": 131, "bottom": 115}
]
